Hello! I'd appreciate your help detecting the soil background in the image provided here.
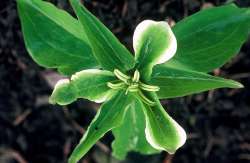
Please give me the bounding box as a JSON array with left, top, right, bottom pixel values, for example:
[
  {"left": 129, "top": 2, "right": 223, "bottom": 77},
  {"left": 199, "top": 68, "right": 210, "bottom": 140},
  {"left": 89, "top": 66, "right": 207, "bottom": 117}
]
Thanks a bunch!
[{"left": 1, "top": 0, "right": 250, "bottom": 163}]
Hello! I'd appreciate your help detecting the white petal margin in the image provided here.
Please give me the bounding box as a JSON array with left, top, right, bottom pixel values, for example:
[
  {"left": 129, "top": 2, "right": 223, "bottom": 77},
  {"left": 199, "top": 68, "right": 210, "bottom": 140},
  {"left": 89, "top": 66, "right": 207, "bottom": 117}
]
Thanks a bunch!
[
  {"left": 133, "top": 20, "right": 177, "bottom": 65},
  {"left": 141, "top": 97, "right": 187, "bottom": 154},
  {"left": 145, "top": 113, "right": 187, "bottom": 154},
  {"left": 49, "top": 79, "right": 76, "bottom": 105},
  {"left": 50, "top": 69, "right": 115, "bottom": 105},
  {"left": 71, "top": 69, "right": 115, "bottom": 103}
]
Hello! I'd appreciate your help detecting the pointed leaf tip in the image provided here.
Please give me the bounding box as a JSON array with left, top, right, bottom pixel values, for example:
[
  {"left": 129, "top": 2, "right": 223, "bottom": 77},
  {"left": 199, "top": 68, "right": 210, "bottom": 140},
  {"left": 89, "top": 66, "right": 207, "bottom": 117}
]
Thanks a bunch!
[
  {"left": 232, "top": 81, "right": 244, "bottom": 88},
  {"left": 70, "top": 0, "right": 135, "bottom": 71},
  {"left": 151, "top": 65, "right": 245, "bottom": 99}
]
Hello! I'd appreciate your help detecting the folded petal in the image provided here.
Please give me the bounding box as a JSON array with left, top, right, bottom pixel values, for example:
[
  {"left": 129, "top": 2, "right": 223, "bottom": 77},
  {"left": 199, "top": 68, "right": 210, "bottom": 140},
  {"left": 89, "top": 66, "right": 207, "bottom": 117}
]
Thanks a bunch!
[
  {"left": 140, "top": 93, "right": 186, "bottom": 154},
  {"left": 49, "top": 69, "right": 116, "bottom": 105},
  {"left": 69, "top": 91, "right": 133, "bottom": 163},
  {"left": 133, "top": 20, "right": 177, "bottom": 80},
  {"left": 112, "top": 100, "right": 159, "bottom": 160}
]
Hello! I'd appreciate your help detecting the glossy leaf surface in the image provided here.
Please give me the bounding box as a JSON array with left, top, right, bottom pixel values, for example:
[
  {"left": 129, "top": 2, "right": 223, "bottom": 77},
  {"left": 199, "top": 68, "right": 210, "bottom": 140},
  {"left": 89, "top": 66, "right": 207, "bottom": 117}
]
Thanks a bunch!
[
  {"left": 166, "top": 4, "right": 250, "bottom": 72},
  {"left": 150, "top": 65, "right": 243, "bottom": 99},
  {"left": 50, "top": 69, "right": 116, "bottom": 105},
  {"left": 112, "top": 100, "right": 159, "bottom": 160},
  {"left": 69, "top": 91, "right": 132, "bottom": 163},
  {"left": 17, "top": 0, "right": 98, "bottom": 75},
  {"left": 17, "top": 1, "right": 249, "bottom": 161},
  {"left": 70, "top": 0, "right": 135, "bottom": 72},
  {"left": 133, "top": 20, "right": 177, "bottom": 80}
]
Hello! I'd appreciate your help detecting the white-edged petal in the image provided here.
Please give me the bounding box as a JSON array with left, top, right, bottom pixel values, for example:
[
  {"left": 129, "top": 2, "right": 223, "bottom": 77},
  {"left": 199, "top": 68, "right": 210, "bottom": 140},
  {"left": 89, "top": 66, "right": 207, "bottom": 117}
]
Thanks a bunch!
[
  {"left": 133, "top": 20, "right": 177, "bottom": 66},
  {"left": 140, "top": 94, "right": 187, "bottom": 154},
  {"left": 145, "top": 113, "right": 186, "bottom": 153},
  {"left": 50, "top": 69, "right": 115, "bottom": 105}
]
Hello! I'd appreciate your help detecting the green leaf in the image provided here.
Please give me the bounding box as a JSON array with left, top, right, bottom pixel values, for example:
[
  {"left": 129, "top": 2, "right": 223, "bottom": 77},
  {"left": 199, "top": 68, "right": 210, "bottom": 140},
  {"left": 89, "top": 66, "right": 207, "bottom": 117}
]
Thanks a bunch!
[
  {"left": 140, "top": 92, "right": 186, "bottom": 154},
  {"left": 112, "top": 100, "right": 159, "bottom": 160},
  {"left": 166, "top": 4, "right": 250, "bottom": 72},
  {"left": 150, "top": 65, "right": 243, "bottom": 99},
  {"left": 70, "top": 0, "right": 135, "bottom": 72},
  {"left": 69, "top": 91, "right": 133, "bottom": 163},
  {"left": 133, "top": 20, "right": 177, "bottom": 80},
  {"left": 17, "top": 0, "right": 98, "bottom": 75},
  {"left": 49, "top": 69, "right": 116, "bottom": 105}
]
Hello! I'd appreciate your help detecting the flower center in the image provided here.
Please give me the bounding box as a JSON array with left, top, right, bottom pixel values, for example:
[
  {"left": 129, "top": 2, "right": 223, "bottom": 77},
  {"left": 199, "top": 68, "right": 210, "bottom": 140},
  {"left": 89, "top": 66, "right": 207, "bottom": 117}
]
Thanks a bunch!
[{"left": 107, "top": 69, "right": 159, "bottom": 106}]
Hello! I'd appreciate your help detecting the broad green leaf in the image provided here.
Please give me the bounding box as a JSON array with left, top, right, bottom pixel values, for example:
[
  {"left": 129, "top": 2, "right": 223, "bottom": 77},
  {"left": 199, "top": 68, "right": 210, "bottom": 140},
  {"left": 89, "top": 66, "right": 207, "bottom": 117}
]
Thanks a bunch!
[
  {"left": 70, "top": 0, "right": 135, "bottom": 72},
  {"left": 133, "top": 20, "right": 177, "bottom": 80},
  {"left": 166, "top": 4, "right": 250, "bottom": 72},
  {"left": 140, "top": 92, "right": 186, "bottom": 154},
  {"left": 150, "top": 65, "right": 243, "bottom": 99},
  {"left": 49, "top": 69, "right": 116, "bottom": 105},
  {"left": 112, "top": 100, "right": 159, "bottom": 160},
  {"left": 17, "top": 0, "right": 98, "bottom": 75},
  {"left": 69, "top": 91, "right": 133, "bottom": 163}
]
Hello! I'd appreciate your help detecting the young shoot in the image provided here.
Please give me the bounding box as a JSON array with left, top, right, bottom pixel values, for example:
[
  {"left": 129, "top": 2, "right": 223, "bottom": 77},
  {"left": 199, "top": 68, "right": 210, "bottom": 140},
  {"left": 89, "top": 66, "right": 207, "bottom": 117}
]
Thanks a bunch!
[{"left": 18, "top": 0, "right": 250, "bottom": 162}]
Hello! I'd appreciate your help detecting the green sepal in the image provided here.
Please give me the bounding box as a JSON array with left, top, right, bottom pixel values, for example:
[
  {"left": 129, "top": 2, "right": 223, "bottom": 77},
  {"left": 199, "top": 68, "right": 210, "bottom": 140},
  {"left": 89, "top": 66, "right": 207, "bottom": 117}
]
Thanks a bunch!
[
  {"left": 17, "top": 0, "right": 98, "bottom": 75},
  {"left": 70, "top": 0, "right": 135, "bottom": 72},
  {"left": 150, "top": 65, "right": 243, "bottom": 99},
  {"left": 49, "top": 69, "right": 116, "bottom": 105},
  {"left": 69, "top": 91, "right": 133, "bottom": 163}
]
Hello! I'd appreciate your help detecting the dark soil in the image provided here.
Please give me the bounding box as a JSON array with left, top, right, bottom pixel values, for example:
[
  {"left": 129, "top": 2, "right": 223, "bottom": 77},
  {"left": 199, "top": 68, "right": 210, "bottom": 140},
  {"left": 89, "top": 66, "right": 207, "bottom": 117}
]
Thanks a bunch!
[{"left": 0, "top": 0, "right": 250, "bottom": 163}]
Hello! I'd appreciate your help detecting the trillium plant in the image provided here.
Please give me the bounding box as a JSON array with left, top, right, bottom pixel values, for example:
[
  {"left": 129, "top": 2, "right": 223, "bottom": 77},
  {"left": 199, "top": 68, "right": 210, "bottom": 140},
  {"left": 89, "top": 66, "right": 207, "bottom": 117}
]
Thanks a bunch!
[{"left": 18, "top": 0, "right": 250, "bottom": 162}]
